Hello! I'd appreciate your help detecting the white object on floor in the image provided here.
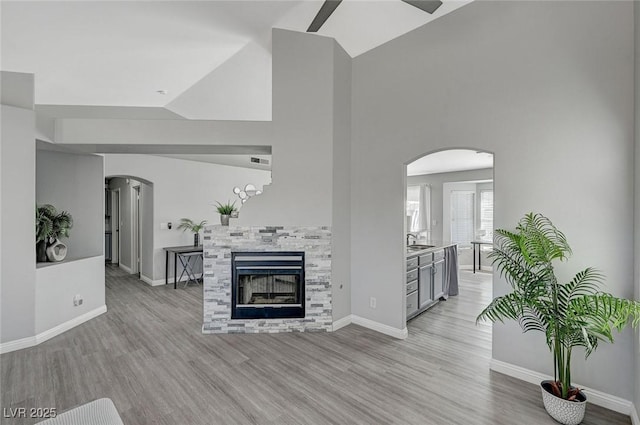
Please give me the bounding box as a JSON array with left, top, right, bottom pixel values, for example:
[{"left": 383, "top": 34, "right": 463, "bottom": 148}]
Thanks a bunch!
[{"left": 36, "top": 398, "right": 123, "bottom": 425}]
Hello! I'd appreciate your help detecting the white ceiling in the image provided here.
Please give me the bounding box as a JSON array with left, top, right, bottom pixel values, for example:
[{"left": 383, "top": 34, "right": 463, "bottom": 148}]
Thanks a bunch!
[
  {"left": 407, "top": 149, "right": 493, "bottom": 176},
  {"left": 1, "top": 1, "right": 302, "bottom": 106},
  {"left": 315, "top": 0, "right": 470, "bottom": 57},
  {"left": 2, "top": 0, "right": 471, "bottom": 115}
]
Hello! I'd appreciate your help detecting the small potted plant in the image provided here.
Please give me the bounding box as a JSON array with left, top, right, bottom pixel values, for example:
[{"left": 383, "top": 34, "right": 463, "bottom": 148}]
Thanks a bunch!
[
  {"left": 177, "top": 218, "right": 207, "bottom": 246},
  {"left": 215, "top": 201, "right": 236, "bottom": 226},
  {"left": 36, "top": 204, "right": 73, "bottom": 262},
  {"left": 477, "top": 213, "right": 640, "bottom": 425}
]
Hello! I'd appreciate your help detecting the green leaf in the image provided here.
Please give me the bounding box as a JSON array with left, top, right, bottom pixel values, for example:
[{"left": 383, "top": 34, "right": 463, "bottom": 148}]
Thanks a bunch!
[
  {"left": 215, "top": 200, "right": 237, "bottom": 215},
  {"left": 177, "top": 218, "right": 207, "bottom": 233},
  {"left": 36, "top": 204, "right": 72, "bottom": 242}
]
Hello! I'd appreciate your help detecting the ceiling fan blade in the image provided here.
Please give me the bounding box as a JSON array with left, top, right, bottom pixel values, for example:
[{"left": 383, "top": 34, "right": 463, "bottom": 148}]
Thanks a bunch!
[
  {"left": 307, "top": 0, "right": 343, "bottom": 33},
  {"left": 401, "top": 0, "right": 443, "bottom": 14}
]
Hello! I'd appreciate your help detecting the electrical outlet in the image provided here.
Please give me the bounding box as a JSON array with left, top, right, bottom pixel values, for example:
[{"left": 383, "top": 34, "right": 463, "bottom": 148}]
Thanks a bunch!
[
  {"left": 369, "top": 297, "right": 377, "bottom": 309},
  {"left": 73, "top": 294, "right": 83, "bottom": 307}
]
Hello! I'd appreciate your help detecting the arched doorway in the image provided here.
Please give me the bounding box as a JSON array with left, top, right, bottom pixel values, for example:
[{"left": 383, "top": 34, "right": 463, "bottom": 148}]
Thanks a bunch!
[
  {"left": 404, "top": 148, "right": 494, "bottom": 344},
  {"left": 105, "top": 175, "right": 154, "bottom": 282}
]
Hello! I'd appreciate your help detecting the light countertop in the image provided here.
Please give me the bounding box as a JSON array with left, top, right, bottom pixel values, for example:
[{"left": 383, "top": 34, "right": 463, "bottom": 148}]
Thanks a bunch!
[{"left": 406, "top": 240, "right": 457, "bottom": 258}]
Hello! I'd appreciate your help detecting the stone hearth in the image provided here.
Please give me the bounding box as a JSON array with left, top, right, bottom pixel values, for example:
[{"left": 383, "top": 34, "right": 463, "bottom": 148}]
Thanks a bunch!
[{"left": 202, "top": 226, "right": 332, "bottom": 334}]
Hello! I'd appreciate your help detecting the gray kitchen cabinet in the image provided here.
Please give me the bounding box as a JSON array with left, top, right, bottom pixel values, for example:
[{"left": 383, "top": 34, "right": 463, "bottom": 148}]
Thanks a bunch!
[
  {"left": 407, "top": 246, "right": 450, "bottom": 321},
  {"left": 407, "top": 268, "right": 418, "bottom": 283},
  {"left": 432, "top": 249, "right": 446, "bottom": 300},
  {"left": 406, "top": 255, "right": 419, "bottom": 318},
  {"left": 406, "top": 291, "right": 418, "bottom": 317},
  {"left": 418, "top": 261, "right": 434, "bottom": 309},
  {"left": 406, "top": 280, "right": 418, "bottom": 294},
  {"left": 406, "top": 256, "right": 418, "bottom": 271}
]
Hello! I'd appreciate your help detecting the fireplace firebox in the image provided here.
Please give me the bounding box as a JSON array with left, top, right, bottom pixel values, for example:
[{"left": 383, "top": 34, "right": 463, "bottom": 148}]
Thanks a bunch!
[{"left": 231, "top": 252, "right": 305, "bottom": 319}]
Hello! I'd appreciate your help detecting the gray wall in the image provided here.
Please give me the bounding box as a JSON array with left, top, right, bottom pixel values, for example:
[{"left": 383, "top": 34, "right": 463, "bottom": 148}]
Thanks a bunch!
[
  {"left": 238, "top": 29, "right": 336, "bottom": 226},
  {"left": 351, "top": 1, "right": 634, "bottom": 398},
  {"left": 35, "top": 256, "right": 105, "bottom": 334},
  {"left": 1, "top": 71, "right": 34, "bottom": 110},
  {"left": 36, "top": 149, "right": 103, "bottom": 260},
  {"left": 407, "top": 168, "right": 493, "bottom": 241},
  {"left": 331, "top": 40, "right": 352, "bottom": 321},
  {"left": 140, "top": 182, "right": 154, "bottom": 279},
  {"left": 0, "top": 103, "right": 36, "bottom": 344}
]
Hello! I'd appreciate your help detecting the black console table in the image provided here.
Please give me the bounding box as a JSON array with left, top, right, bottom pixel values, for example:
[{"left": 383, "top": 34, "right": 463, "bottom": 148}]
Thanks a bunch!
[
  {"left": 470, "top": 240, "right": 492, "bottom": 273},
  {"left": 164, "top": 245, "right": 203, "bottom": 289}
]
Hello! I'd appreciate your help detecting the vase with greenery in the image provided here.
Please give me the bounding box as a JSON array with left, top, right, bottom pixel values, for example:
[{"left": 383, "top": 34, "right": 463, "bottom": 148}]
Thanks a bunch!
[
  {"left": 215, "top": 201, "right": 236, "bottom": 226},
  {"left": 477, "top": 213, "right": 640, "bottom": 425},
  {"left": 36, "top": 204, "right": 73, "bottom": 262},
  {"left": 177, "top": 218, "right": 207, "bottom": 246}
]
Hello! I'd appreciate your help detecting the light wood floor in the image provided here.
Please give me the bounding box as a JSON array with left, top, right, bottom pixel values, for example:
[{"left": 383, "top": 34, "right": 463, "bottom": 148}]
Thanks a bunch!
[{"left": 0, "top": 265, "right": 630, "bottom": 424}]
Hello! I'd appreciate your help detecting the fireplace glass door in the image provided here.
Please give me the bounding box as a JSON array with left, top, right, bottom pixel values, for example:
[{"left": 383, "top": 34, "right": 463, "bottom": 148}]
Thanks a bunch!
[
  {"left": 231, "top": 252, "right": 305, "bottom": 319},
  {"left": 237, "top": 272, "right": 301, "bottom": 306}
]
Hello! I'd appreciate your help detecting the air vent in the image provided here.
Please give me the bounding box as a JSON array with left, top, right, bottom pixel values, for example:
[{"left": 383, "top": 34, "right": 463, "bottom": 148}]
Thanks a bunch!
[{"left": 250, "top": 157, "right": 270, "bottom": 165}]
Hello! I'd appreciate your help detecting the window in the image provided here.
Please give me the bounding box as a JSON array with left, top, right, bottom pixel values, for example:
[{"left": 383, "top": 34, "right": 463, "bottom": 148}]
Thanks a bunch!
[
  {"left": 407, "top": 185, "right": 431, "bottom": 234},
  {"left": 450, "top": 191, "right": 475, "bottom": 244},
  {"left": 479, "top": 190, "right": 494, "bottom": 241},
  {"left": 407, "top": 186, "right": 421, "bottom": 232}
]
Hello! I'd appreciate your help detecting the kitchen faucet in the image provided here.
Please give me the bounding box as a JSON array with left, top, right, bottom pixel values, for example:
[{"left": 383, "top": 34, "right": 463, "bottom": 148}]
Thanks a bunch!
[{"left": 407, "top": 233, "right": 418, "bottom": 246}]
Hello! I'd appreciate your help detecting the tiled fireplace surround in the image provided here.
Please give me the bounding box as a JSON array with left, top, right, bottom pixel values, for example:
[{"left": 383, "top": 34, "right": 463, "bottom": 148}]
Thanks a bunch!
[{"left": 202, "top": 226, "right": 333, "bottom": 334}]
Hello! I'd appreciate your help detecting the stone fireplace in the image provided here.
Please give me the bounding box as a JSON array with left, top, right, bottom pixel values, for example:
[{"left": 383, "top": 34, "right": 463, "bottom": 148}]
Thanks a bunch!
[{"left": 203, "top": 226, "right": 332, "bottom": 334}]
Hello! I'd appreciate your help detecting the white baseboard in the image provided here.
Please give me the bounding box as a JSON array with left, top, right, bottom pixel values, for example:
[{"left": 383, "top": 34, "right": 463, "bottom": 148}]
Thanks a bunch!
[
  {"left": 0, "top": 335, "right": 37, "bottom": 354},
  {"left": 143, "top": 274, "right": 204, "bottom": 287},
  {"left": 332, "top": 314, "right": 353, "bottom": 331},
  {"left": 0, "top": 305, "right": 107, "bottom": 354},
  {"left": 119, "top": 263, "right": 133, "bottom": 274},
  {"left": 631, "top": 405, "right": 640, "bottom": 425},
  {"left": 331, "top": 314, "right": 408, "bottom": 339},
  {"left": 37, "top": 306, "right": 107, "bottom": 345},
  {"left": 140, "top": 274, "right": 165, "bottom": 287},
  {"left": 133, "top": 272, "right": 203, "bottom": 287},
  {"left": 351, "top": 315, "right": 408, "bottom": 339},
  {"left": 490, "top": 359, "right": 633, "bottom": 416}
]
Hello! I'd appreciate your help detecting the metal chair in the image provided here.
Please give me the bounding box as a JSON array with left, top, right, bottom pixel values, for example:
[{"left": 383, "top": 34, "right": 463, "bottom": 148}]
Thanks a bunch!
[{"left": 176, "top": 251, "right": 202, "bottom": 287}]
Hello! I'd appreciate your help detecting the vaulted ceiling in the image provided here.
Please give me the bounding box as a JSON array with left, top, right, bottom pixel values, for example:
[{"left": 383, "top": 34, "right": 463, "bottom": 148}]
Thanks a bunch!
[{"left": 2, "top": 0, "right": 470, "bottom": 120}]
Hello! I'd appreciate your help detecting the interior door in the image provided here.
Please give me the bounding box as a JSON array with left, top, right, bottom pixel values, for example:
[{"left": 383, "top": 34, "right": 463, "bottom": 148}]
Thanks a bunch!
[
  {"left": 112, "top": 189, "right": 120, "bottom": 264},
  {"left": 105, "top": 188, "right": 111, "bottom": 261},
  {"left": 131, "top": 185, "right": 141, "bottom": 276}
]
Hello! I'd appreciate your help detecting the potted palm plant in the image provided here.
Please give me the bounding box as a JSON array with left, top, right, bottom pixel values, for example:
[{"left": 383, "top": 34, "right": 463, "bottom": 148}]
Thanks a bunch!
[
  {"left": 477, "top": 213, "right": 640, "bottom": 425},
  {"left": 36, "top": 204, "right": 73, "bottom": 262},
  {"left": 215, "top": 201, "right": 236, "bottom": 226},
  {"left": 177, "top": 218, "right": 207, "bottom": 246}
]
